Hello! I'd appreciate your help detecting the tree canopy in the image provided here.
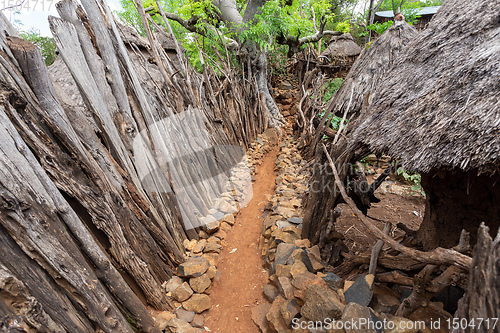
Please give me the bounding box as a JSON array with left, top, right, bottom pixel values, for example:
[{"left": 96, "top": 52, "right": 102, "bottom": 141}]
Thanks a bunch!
[
  {"left": 117, "top": 0, "right": 443, "bottom": 72},
  {"left": 118, "top": 0, "right": 359, "bottom": 69}
]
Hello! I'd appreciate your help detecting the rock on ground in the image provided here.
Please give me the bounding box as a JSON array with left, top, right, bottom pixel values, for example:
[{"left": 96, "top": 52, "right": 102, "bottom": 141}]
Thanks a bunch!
[
  {"left": 251, "top": 303, "right": 271, "bottom": 333},
  {"left": 172, "top": 282, "right": 194, "bottom": 302},
  {"left": 300, "top": 284, "right": 345, "bottom": 322},
  {"left": 344, "top": 274, "right": 374, "bottom": 307},
  {"left": 189, "top": 274, "right": 211, "bottom": 293},
  {"left": 177, "top": 257, "right": 210, "bottom": 278},
  {"left": 182, "top": 294, "right": 212, "bottom": 313}
]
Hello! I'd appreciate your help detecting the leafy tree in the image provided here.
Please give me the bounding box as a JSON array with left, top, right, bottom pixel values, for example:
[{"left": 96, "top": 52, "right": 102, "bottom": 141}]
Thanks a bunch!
[
  {"left": 20, "top": 28, "right": 57, "bottom": 66},
  {"left": 11, "top": 12, "right": 57, "bottom": 66},
  {"left": 378, "top": 0, "right": 443, "bottom": 11},
  {"left": 118, "top": 0, "right": 356, "bottom": 127},
  {"left": 360, "top": 20, "right": 393, "bottom": 37}
]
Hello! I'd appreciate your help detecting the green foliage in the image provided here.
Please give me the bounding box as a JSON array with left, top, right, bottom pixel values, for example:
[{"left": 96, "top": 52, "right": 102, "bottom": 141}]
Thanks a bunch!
[
  {"left": 119, "top": 0, "right": 188, "bottom": 40},
  {"left": 119, "top": 0, "right": 234, "bottom": 72},
  {"left": 119, "top": 0, "right": 147, "bottom": 35},
  {"left": 330, "top": 0, "right": 358, "bottom": 19},
  {"left": 117, "top": 0, "right": 359, "bottom": 72},
  {"left": 326, "top": 114, "right": 347, "bottom": 131},
  {"left": 185, "top": 35, "right": 235, "bottom": 74},
  {"left": 306, "top": 77, "right": 345, "bottom": 140},
  {"left": 182, "top": 38, "right": 208, "bottom": 73},
  {"left": 240, "top": 0, "right": 335, "bottom": 50},
  {"left": 397, "top": 167, "right": 425, "bottom": 196},
  {"left": 176, "top": 0, "right": 233, "bottom": 72},
  {"left": 267, "top": 44, "right": 289, "bottom": 82},
  {"left": 424, "top": 0, "right": 444, "bottom": 5},
  {"left": 178, "top": 0, "right": 220, "bottom": 25},
  {"left": 378, "top": 0, "right": 443, "bottom": 11},
  {"left": 360, "top": 20, "right": 394, "bottom": 36},
  {"left": 335, "top": 20, "right": 351, "bottom": 34},
  {"left": 402, "top": 7, "right": 421, "bottom": 25},
  {"left": 394, "top": 2, "right": 428, "bottom": 25},
  {"left": 20, "top": 28, "right": 56, "bottom": 66},
  {"left": 322, "top": 78, "right": 343, "bottom": 103},
  {"left": 317, "top": 109, "right": 347, "bottom": 140}
]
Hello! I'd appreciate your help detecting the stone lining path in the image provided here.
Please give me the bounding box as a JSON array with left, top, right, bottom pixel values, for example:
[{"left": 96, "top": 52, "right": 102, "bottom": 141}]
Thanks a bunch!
[{"left": 204, "top": 145, "right": 279, "bottom": 332}]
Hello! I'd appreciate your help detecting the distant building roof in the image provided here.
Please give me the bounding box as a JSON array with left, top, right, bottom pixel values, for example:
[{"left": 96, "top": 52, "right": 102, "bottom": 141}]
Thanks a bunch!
[
  {"left": 321, "top": 33, "right": 362, "bottom": 58},
  {"left": 375, "top": 6, "right": 441, "bottom": 18}
]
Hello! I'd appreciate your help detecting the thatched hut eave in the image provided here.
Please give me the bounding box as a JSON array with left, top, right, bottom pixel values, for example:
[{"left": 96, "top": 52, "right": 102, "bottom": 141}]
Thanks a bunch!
[{"left": 348, "top": 0, "right": 500, "bottom": 176}]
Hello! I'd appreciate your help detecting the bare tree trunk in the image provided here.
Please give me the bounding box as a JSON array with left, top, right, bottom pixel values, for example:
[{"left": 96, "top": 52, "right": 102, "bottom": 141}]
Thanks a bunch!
[
  {"left": 255, "top": 53, "right": 286, "bottom": 127},
  {"left": 219, "top": 0, "right": 286, "bottom": 127},
  {"left": 213, "top": 0, "right": 243, "bottom": 26},
  {"left": 365, "top": 0, "right": 384, "bottom": 43},
  {"left": 371, "top": 0, "right": 385, "bottom": 24},
  {"left": 365, "top": 0, "right": 375, "bottom": 43}
]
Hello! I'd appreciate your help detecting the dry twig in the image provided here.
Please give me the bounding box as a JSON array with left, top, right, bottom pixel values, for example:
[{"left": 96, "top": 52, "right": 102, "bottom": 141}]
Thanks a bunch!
[{"left": 369, "top": 222, "right": 391, "bottom": 275}]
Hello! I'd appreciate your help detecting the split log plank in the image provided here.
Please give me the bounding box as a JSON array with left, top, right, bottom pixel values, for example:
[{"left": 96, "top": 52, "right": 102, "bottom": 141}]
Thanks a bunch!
[
  {"left": 0, "top": 106, "right": 134, "bottom": 332},
  {"left": 453, "top": 224, "right": 500, "bottom": 333}
]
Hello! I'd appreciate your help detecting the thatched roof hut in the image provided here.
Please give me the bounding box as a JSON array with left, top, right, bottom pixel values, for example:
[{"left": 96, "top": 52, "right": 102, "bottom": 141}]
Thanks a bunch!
[
  {"left": 349, "top": 0, "right": 500, "bottom": 249},
  {"left": 324, "top": 20, "right": 417, "bottom": 122},
  {"left": 296, "top": 34, "right": 362, "bottom": 88},
  {"left": 320, "top": 33, "right": 361, "bottom": 59},
  {"left": 305, "top": 20, "right": 417, "bottom": 158},
  {"left": 301, "top": 20, "right": 418, "bottom": 242}
]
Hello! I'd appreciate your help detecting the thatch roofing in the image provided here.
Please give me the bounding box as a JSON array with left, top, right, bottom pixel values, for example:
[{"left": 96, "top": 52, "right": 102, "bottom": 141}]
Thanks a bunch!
[
  {"left": 117, "top": 23, "right": 185, "bottom": 53},
  {"left": 155, "top": 30, "right": 186, "bottom": 53},
  {"left": 349, "top": 0, "right": 500, "bottom": 175},
  {"left": 117, "top": 23, "right": 149, "bottom": 49},
  {"left": 324, "top": 20, "right": 417, "bottom": 119},
  {"left": 321, "top": 33, "right": 362, "bottom": 58}
]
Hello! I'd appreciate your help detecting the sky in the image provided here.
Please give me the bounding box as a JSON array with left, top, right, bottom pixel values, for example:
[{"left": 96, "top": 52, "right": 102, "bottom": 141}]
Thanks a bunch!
[{"left": 2, "top": 0, "right": 123, "bottom": 36}]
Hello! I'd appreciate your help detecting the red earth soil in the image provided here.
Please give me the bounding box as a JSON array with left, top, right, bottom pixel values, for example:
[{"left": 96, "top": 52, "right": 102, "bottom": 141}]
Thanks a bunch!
[{"left": 204, "top": 147, "right": 278, "bottom": 332}]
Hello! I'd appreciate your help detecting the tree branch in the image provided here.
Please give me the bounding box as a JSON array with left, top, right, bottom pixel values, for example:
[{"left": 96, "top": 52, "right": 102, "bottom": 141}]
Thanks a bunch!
[
  {"left": 398, "top": 0, "right": 406, "bottom": 13},
  {"left": 156, "top": 10, "right": 239, "bottom": 51},
  {"left": 370, "top": 0, "right": 384, "bottom": 25},
  {"left": 276, "top": 17, "right": 342, "bottom": 57},
  {"left": 367, "top": 0, "right": 375, "bottom": 26},
  {"left": 369, "top": 222, "right": 391, "bottom": 275},
  {"left": 298, "top": 30, "right": 342, "bottom": 44},
  {"left": 154, "top": 11, "right": 199, "bottom": 33}
]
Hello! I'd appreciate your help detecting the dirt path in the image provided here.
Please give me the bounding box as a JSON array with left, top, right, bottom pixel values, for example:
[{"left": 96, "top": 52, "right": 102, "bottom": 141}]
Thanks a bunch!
[{"left": 205, "top": 147, "right": 278, "bottom": 333}]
